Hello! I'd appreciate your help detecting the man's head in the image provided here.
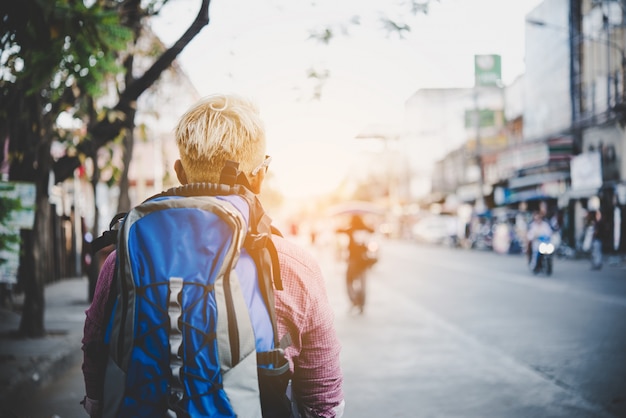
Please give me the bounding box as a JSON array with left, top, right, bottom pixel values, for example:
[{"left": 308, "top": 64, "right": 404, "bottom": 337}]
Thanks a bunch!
[
  {"left": 173, "top": 94, "right": 268, "bottom": 193},
  {"left": 533, "top": 211, "right": 543, "bottom": 222}
]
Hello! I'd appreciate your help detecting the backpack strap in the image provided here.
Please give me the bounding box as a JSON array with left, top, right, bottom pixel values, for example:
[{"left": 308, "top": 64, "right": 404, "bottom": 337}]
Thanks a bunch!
[
  {"left": 220, "top": 162, "right": 290, "bottom": 359},
  {"left": 91, "top": 212, "right": 125, "bottom": 255},
  {"left": 237, "top": 187, "right": 287, "bottom": 355}
]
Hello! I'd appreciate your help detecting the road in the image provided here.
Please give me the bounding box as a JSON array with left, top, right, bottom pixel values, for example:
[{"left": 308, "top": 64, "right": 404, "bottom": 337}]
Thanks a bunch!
[
  {"left": 323, "top": 240, "right": 626, "bottom": 418},
  {"left": 17, "top": 238, "right": 626, "bottom": 418}
]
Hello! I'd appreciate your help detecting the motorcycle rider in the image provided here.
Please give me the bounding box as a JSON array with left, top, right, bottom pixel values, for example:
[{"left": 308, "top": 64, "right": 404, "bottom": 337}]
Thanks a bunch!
[
  {"left": 336, "top": 214, "right": 375, "bottom": 313},
  {"left": 526, "top": 211, "right": 554, "bottom": 271}
]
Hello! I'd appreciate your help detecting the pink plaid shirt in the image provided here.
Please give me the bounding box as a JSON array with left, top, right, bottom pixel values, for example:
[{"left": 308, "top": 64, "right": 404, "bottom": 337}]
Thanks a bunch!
[{"left": 82, "top": 235, "right": 344, "bottom": 418}]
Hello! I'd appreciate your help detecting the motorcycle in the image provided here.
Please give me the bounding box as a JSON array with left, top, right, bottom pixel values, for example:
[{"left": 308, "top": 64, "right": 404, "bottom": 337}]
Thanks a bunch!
[{"left": 529, "top": 235, "right": 555, "bottom": 276}]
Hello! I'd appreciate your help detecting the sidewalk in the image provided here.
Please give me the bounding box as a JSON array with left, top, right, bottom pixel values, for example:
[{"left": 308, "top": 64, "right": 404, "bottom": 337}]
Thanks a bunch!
[{"left": 0, "top": 276, "right": 89, "bottom": 413}]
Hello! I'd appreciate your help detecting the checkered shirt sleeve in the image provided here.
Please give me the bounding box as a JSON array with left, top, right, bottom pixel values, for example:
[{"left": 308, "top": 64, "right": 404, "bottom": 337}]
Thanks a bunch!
[{"left": 273, "top": 236, "right": 345, "bottom": 418}]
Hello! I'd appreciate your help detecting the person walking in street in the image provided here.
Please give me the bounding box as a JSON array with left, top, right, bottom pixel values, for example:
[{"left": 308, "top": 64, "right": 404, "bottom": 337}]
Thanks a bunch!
[
  {"left": 81, "top": 94, "right": 344, "bottom": 418},
  {"left": 586, "top": 210, "right": 605, "bottom": 270}
]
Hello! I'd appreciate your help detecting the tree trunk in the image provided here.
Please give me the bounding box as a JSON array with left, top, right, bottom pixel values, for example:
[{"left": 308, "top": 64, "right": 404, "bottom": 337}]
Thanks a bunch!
[
  {"left": 18, "top": 131, "right": 53, "bottom": 337},
  {"left": 18, "top": 198, "right": 50, "bottom": 337},
  {"left": 117, "top": 126, "right": 134, "bottom": 213}
]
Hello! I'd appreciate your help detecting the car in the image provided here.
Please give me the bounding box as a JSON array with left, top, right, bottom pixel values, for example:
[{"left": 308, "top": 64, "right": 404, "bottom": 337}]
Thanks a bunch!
[{"left": 412, "top": 215, "right": 459, "bottom": 245}]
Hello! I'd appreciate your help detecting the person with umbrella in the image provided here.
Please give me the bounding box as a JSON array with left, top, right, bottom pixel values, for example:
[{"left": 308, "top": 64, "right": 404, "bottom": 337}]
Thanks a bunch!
[{"left": 336, "top": 214, "right": 377, "bottom": 313}]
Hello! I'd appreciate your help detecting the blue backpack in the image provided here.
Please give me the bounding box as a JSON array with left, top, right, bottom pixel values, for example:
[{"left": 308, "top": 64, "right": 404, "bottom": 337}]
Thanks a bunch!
[{"left": 99, "top": 162, "right": 292, "bottom": 417}]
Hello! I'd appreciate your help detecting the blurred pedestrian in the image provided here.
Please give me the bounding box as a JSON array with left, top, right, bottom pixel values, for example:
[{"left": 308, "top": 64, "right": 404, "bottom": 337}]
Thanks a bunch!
[{"left": 586, "top": 211, "right": 605, "bottom": 270}]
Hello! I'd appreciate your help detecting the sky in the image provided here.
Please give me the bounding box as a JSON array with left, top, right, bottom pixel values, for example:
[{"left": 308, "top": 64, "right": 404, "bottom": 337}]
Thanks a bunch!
[{"left": 151, "top": 0, "right": 544, "bottom": 201}]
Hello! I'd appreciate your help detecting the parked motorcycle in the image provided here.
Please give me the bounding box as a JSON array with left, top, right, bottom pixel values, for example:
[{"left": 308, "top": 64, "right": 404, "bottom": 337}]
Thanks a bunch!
[{"left": 529, "top": 235, "right": 555, "bottom": 276}]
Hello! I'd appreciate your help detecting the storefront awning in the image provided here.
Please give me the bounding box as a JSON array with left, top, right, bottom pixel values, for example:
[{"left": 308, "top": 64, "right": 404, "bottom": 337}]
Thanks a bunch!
[
  {"left": 508, "top": 171, "right": 570, "bottom": 189},
  {"left": 557, "top": 187, "right": 600, "bottom": 208}
]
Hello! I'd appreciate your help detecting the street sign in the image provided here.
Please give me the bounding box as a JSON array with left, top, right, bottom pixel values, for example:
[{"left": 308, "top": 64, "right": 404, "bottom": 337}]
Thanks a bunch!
[
  {"left": 0, "top": 181, "right": 36, "bottom": 284},
  {"left": 474, "top": 54, "right": 502, "bottom": 87}
]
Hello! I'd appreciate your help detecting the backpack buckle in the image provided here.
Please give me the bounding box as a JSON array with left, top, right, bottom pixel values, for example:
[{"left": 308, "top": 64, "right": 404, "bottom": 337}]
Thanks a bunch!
[
  {"left": 257, "top": 348, "right": 290, "bottom": 376},
  {"left": 244, "top": 232, "right": 268, "bottom": 250},
  {"left": 167, "top": 388, "right": 187, "bottom": 417}
]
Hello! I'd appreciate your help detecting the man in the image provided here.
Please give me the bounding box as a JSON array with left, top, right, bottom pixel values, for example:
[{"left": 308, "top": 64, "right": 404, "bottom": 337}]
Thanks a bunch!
[
  {"left": 527, "top": 212, "right": 554, "bottom": 241},
  {"left": 526, "top": 211, "right": 554, "bottom": 267},
  {"left": 587, "top": 210, "right": 605, "bottom": 270},
  {"left": 81, "top": 94, "right": 345, "bottom": 417}
]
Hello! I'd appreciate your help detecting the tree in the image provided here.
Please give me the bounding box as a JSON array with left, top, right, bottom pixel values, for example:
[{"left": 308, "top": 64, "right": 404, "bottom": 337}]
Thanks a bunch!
[
  {"left": 53, "top": 0, "right": 211, "bottom": 187},
  {"left": 1, "top": 0, "right": 133, "bottom": 336},
  {"left": 0, "top": 0, "right": 211, "bottom": 336}
]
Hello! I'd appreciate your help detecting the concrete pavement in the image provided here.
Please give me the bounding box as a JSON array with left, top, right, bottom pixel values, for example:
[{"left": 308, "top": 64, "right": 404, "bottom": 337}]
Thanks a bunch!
[
  {"left": 0, "top": 276, "right": 89, "bottom": 416},
  {"left": 0, "top": 245, "right": 623, "bottom": 417}
]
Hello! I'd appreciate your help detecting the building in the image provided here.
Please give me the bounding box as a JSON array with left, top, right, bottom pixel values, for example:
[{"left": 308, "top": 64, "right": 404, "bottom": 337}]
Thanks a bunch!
[
  {"left": 575, "top": 0, "right": 626, "bottom": 255},
  {"left": 415, "top": 0, "right": 626, "bottom": 258},
  {"left": 404, "top": 82, "right": 506, "bottom": 213},
  {"left": 522, "top": 0, "right": 626, "bottom": 254}
]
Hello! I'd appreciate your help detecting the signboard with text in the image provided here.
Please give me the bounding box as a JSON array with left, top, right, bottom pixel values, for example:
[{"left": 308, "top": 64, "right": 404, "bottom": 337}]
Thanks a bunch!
[
  {"left": 570, "top": 152, "right": 602, "bottom": 191},
  {"left": 464, "top": 108, "right": 496, "bottom": 128},
  {"left": 474, "top": 54, "right": 502, "bottom": 87},
  {"left": 0, "top": 182, "right": 36, "bottom": 284},
  {"left": 0, "top": 181, "right": 36, "bottom": 229}
]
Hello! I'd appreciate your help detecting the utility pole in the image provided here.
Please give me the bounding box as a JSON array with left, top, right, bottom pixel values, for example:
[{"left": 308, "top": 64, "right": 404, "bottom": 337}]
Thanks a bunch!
[
  {"left": 604, "top": 1, "right": 612, "bottom": 109},
  {"left": 473, "top": 88, "right": 486, "bottom": 214}
]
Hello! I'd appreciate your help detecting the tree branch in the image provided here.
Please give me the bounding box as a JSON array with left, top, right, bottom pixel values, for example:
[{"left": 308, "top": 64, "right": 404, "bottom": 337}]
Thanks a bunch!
[
  {"left": 54, "top": 0, "right": 211, "bottom": 183},
  {"left": 122, "top": 0, "right": 210, "bottom": 102}
]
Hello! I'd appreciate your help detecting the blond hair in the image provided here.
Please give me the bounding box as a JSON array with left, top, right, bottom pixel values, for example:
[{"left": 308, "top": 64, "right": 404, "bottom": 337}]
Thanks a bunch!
[{"left": 174, "top": 94, "right": 267, "bottom": 183}]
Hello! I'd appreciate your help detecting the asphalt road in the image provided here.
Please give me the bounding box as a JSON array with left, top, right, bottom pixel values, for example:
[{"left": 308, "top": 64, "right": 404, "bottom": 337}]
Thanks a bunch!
[
  {"left": 17, "top": 238, "right": 626, "bottom": 418},
  {"left": 324, "top": 239, "right": 626, "bottom": 418}
]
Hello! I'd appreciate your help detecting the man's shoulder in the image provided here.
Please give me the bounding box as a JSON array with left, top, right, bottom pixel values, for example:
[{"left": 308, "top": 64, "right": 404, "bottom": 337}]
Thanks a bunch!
[
  {"left": 272, "top": 235, "right": 317, "bottom": 267},
  {"left": 271, "top": 235, "right": 329, "bottom": 317},
  {"left": 270, "top": 235, "right": 327, "bottom": 290}
]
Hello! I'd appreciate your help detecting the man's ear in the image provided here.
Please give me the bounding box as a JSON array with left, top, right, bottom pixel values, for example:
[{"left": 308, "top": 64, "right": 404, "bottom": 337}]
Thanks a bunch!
[{"left": 174, "top": 159, "right": 188, "bottom": 185}]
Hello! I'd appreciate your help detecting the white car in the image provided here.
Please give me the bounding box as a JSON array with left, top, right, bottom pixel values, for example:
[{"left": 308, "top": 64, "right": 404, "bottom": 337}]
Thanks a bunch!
[{"left": 412, "top": 215, "right": 458, "bottom": 245}]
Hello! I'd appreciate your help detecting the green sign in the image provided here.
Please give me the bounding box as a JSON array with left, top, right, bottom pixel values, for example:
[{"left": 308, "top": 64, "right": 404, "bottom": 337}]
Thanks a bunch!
[
  {"left": 464, "top": 109, "right": 496, "bottom": 128},
  {"left": 0, "top": 182, "right": 36, "bottom": 229},
  {"left": 474, "top": 54, "right": 502, "bottom": 87},
  {"left": 0, "top": 182, "right": 36, "bottom": 284}
]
